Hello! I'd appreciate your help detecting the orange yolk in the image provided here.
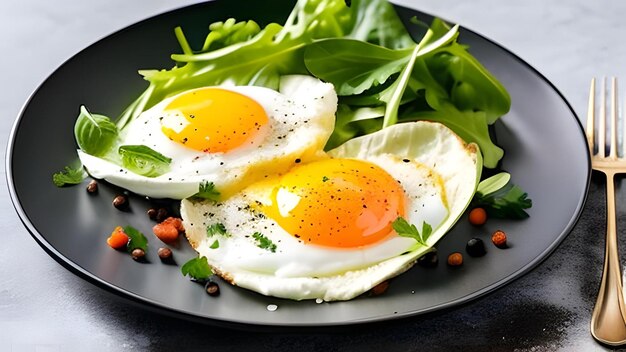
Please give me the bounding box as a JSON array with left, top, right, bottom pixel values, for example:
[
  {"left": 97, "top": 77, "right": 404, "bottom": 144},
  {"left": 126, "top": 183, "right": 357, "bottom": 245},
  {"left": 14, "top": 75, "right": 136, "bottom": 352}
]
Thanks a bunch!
[
  {"left": 161, "top": 88, "right": 268, "bottom": 153},
  {"left": 264, "top": 158, "right": 406, "bottom": 248}
]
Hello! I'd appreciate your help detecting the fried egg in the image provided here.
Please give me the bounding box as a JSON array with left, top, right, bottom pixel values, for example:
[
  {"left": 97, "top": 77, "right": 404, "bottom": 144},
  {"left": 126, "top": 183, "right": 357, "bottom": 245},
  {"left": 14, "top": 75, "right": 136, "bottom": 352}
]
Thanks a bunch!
[
  {"left": 78, "top": 75, "right": 337, "bottom": 199},
  {"left": 181, "top": 121, "right": 481, "bottom": 301}
]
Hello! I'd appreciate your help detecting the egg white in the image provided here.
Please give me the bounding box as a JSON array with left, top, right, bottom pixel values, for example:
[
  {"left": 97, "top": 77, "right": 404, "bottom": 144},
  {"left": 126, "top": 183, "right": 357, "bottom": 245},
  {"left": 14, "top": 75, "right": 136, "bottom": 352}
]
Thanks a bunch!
[
  {"left": 183, "top": 155, "right": 447, "bottom": 276},
  {"left": 78, "top": 75, "right": 337, "bottom": 199}
]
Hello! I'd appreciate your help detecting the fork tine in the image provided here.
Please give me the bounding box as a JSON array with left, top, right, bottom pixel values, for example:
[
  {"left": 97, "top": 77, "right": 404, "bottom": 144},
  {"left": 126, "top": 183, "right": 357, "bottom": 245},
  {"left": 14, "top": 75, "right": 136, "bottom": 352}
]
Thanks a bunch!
[
  {"left": 610, "top": 77, "right": 618, "bottom": 159},
  {"left": 599, "top": 77, "right": 607, "bottom": 158},
  {"left": 587, "top": 77, "right": 596, "bottom": 154}
]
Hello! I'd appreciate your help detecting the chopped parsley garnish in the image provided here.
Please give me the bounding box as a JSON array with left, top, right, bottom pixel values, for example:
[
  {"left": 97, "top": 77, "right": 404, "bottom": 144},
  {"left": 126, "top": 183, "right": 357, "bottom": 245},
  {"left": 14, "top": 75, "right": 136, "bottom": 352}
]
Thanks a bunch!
[
  {"left": 181, "top": 256, "right": 213, "bottom": 281},
  {"left": 210, "top": 239, "right": 220, "bottom": 249},
  {"left": 52, "top": 166, "right": 86, "bottom": 187},
  {"left": 123, "top": 225, "right": 148, "bottom": 252},
  {"left": 392, "top": 217, "right": 432, "bottom": 247},
  {"left": 322, "top": 176, "right": 330, "bottom": 182},
  {"left": 206, "top": 223, "right": 227, "bottom": 237},
  {"left": 252, "top": 232, "right": 277, "bottom": 252},
  {"left": 192, "top": 181, "right": 220, "bottom": 201}
]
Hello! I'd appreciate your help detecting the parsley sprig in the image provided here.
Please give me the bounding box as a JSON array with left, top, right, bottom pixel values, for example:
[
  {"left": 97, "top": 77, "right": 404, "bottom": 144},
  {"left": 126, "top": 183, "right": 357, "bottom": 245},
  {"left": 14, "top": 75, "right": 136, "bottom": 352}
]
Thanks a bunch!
[
  {"left": 206, "top": 223, "right": 227, "bottom": 237},
  {"left": 252, "top": 232, "right": 277, "bottom": 252},
  {"left": 181, "top": 256, "right": 213, "bottom": 281},
  {"left": 473, "top": 172, "right": 532, "bottom": 219},
  {"left": 192, "top": 181, "right": 221, "bottom": 201},
  {"left": 392, "top": 217, "right": 432, "bottom": 247},
  {"left": 52, "top": 166, "right": 86, "bottom": 187}
]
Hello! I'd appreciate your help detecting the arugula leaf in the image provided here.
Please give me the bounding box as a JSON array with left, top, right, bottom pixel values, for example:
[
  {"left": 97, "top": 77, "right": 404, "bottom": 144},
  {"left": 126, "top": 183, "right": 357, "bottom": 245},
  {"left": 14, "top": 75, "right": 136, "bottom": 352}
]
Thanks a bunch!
[
  {"left": 392, "top": 217, "right": 432, "bottom": 247},
  {"left": 118, "top": 145, "right": 172, "bottom": 177},
  {"left": 192, "top": 181, "right": 221, "bottom": 201},
  {"left": 325, "top": 105, "right": 384, "bottom": 149},
  {"left": 123, "top": 225, "right": 148, "bottom": 252},
  {"left": 114, "top": 0, "right": 415, "bottom": 130},
  {"left": 473, "top": 172, "right": 532, "bottom": 219},
  {"left": 52, "top": 166, "right": 86, "bottom": 187},
  {"left": 181, "top": 256, "right": 213, "bottom": 281},
  {"left": 206, "top": 223, "right": 227, "bottom": 237},
  {"left": 304, "top": 39, "right": 412, "bottom": 96},
  {"left": 74, "top": 105, "right": 118, "bottom": 156},
  {"left": 108, "top": 0, "right": 510, "bottom": 171},
  {"left": 252, "top": 232, "right": 277, "bottom": 253},
  {"left": 305, "top": 18, "right": 507, "bottom": 167},
  {"left": 199, "top": 19, "right": 261, "bottom": 52}
]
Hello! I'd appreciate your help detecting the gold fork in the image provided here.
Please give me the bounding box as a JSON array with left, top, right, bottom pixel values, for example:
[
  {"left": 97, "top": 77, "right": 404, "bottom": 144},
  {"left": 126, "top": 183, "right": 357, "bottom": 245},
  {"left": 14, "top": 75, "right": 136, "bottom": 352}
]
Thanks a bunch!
[{"left": 588, "top": 77, "right": 626, "bottom": 345}]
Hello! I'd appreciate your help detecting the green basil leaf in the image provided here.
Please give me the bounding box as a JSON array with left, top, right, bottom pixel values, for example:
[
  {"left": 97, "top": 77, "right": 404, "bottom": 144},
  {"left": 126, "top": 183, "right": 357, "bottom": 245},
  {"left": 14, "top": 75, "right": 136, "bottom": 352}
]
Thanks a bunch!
[
  {"left": 74, "top": 105, "right": 118, "bottom": 156},
  {"left": 118, "top": 145, "right": 172, "bottom": 177}
]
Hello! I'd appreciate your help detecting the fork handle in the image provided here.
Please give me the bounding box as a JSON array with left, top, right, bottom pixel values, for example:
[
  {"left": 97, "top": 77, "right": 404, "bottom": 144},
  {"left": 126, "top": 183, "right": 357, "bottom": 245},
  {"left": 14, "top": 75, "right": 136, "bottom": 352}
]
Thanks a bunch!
[{"left": 591, "top": 171, "right": 626, "bottom": 345}]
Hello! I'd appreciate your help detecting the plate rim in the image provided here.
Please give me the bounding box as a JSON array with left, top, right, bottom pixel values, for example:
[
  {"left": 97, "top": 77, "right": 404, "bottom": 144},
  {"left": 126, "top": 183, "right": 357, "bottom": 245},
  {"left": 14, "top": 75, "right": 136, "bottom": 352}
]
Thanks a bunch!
[{"left": 5, "top": 0, "right": 591, "bottom": 329}]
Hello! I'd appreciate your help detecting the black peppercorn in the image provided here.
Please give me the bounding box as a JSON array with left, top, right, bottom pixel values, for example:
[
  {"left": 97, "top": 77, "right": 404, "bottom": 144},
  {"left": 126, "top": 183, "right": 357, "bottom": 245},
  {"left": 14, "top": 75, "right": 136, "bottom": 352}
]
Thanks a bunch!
[
  {"left": 113, "top": 195, "right": 128, "bottom": 210},
  {"left": 156, "top": 208, "right": 168, "bottom": 222},
  {"left": 205, "top": 279, "right": 220, "bottom": 297},
  {"left": 147, "top": 208, "right": 157, "bottom": 220},
  {"left": 418, "top": 250, "right": 438, "bottom": 268},
  {"left": 466, "top": 238, "right": 487, "bottom": 257},
  {"left": 86, "top": 180, "right": 98, "bottom": 194},
  {"left": 157, "top": 247, "right": 173, "bottom": 261},
  {"left": 131, "top": 248, "right": 145, "bottom": 261}
]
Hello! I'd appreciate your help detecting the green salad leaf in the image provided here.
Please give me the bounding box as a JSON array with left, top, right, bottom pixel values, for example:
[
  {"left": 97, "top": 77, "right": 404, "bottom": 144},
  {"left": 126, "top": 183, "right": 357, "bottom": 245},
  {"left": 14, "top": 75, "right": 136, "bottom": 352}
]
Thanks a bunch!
[
  {"left": 70, "top": 0, "right": 512, "bottom": 186},
  {"left": 118, "top": 145, "right": 171, "bottom": 177},
  {"left": 74, "top": 105, "right": 118, "bottom": 157},
  {"left": 304, "top": 40, "right": 413, "bottom": 96},
  {"left": 114, "top": 0, "right": 420, "bottom": 130},
  {"left": 305, "top": 16, "right": 509, "bottom": 167}
]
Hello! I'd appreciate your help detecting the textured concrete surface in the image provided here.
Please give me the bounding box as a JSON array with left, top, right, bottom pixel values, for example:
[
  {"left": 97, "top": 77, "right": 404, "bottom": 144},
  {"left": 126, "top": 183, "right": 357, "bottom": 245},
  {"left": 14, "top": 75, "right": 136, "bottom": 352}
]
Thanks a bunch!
[{"left": 2, "top": 0, "right": 624, "bottom": 350}]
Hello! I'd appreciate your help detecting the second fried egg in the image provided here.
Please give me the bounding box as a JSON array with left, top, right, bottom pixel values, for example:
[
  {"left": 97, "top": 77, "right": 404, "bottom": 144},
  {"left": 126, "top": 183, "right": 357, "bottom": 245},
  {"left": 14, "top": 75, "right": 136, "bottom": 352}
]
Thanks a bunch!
[{"left": 181, "top": 122, "right": 481, "bottom": 301}]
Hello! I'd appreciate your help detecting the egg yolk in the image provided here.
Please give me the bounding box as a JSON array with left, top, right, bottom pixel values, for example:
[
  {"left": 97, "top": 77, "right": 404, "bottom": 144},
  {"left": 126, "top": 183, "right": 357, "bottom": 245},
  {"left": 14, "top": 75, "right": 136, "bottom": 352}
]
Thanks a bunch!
[
  {"left": 264, "top": 158, "right": 406, "bottom": 248},
  {"left": 161, "top": 88, "right": 268, "bottom": 153}
]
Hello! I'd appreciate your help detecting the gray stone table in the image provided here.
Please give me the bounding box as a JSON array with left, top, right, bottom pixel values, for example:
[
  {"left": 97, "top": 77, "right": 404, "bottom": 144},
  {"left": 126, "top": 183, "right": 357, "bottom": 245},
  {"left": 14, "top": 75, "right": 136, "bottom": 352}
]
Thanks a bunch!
[{"left": 1, "top": 0, "right": 623, "bottom": 350}]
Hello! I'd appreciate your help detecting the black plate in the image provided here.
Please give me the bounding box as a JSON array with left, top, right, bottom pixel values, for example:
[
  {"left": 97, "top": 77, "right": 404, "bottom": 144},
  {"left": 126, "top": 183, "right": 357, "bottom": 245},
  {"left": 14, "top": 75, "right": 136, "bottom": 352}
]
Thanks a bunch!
[{"left": 6, "top": 0, "right": 590, "bottom": 328}]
